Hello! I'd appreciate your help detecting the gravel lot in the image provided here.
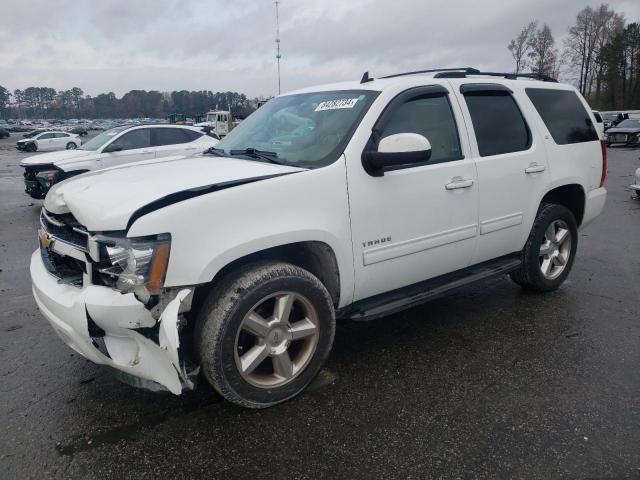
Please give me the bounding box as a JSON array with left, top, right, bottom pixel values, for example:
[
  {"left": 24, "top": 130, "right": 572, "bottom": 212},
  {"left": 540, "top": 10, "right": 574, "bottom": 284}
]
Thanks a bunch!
[{"left": 0, "top": 132, "right": 639, "bottom": 479}]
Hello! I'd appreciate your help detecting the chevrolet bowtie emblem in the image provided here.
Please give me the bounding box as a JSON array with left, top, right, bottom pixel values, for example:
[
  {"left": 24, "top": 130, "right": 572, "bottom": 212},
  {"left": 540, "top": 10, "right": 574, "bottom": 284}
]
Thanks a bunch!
[{"left": 40, "top": 232, "right": 53, "bottom": 250}]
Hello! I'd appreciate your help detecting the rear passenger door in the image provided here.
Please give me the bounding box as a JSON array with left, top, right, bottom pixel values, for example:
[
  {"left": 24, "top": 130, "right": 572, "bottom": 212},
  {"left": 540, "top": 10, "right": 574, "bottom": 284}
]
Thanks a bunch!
[
  {"left": 450, "top": 81, "right": 550, "bottom": 264},
  {"left": 152, "top": 128, "right": 203, "bottom": 158},
  {"left": 54, "top": 133, "right": 71, "bottom": 149}
]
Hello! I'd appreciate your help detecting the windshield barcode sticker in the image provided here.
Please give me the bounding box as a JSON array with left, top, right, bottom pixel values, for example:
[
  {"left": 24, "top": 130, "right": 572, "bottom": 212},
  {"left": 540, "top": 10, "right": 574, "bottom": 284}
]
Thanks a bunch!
[{"left": 315, "top": 98, "right": 359, "bottom": 111}]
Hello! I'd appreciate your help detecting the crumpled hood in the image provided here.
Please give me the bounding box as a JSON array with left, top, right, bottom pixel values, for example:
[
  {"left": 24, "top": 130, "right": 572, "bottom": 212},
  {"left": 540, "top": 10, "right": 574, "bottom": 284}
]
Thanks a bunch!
[
  {"left": 19, "top": 149, "right": 95, "bottom": 167},
  {"left": 44, "top": 155, "right": 304, "bottom": 231},
  {"left": 606, "top": 127, "right": 640, "bottom": 135}
]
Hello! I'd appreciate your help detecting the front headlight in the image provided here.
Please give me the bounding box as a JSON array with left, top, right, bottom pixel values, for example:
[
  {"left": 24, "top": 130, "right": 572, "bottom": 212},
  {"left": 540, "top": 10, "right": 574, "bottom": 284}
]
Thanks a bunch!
[
  {"left": 95, "top": 233, "right": 171, "bottom": 297},
  {"left": 35, "top": 170, "right": 60, "bottom": 187}
]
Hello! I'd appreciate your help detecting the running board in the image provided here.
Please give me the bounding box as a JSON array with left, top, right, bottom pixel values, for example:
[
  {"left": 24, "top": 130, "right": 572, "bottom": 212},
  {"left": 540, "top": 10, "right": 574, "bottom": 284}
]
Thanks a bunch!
[{"left": 337, "top": 254, "right": 521, "bottom": 321}]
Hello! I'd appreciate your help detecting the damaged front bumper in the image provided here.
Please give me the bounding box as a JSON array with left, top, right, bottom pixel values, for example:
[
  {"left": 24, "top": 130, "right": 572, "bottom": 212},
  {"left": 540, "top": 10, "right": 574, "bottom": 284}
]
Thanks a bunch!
[{"left": 30, "top": 251, "right": 196, "bottom": 394}]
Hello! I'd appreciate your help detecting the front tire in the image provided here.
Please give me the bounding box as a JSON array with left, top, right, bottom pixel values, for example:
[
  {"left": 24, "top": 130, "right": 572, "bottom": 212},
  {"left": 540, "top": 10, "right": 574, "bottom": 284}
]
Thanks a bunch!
[
  {"left": 197, "top": 261, "right": 336, "bottom": 408},
  {"left": 66, "top": 142, "right": 77, "bottom": 150},
  {"left": 26, "top": 143, "right": 37, "bottom": 152},
  {"left": 510, "top": 203, "right": 578, "bottom": 292}
]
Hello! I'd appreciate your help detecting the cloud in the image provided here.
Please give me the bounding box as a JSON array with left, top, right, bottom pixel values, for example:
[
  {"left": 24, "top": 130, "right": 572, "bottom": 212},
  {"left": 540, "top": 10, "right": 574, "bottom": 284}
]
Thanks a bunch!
[{"left": 1, "top": 0, "right": 639, "bottom": 97}]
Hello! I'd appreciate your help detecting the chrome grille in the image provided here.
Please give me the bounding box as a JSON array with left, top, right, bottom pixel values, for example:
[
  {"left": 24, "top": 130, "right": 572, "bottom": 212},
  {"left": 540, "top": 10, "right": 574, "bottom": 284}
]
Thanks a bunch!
[
  {"left": 40, "top": 209, "right": 89, "bottom": 251},
  {"left": 611, "top": 134, "right": 627, "bottom": 142}
]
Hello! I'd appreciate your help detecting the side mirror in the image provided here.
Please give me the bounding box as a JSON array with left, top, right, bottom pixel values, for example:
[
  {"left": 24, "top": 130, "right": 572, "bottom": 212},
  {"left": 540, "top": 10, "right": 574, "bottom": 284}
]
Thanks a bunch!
[
  {"left": 104, "top": 143, "right": 123, "bottom": 153},
  {"left": 362, "top": 133, "right": 432, "bottom": 175}
]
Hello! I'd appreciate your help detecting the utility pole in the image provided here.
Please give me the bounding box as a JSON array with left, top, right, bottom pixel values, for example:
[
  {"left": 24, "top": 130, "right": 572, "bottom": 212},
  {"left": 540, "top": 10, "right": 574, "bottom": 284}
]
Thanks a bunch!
[{"left": 275, "top": 1, "right": 282, "bottom": 95}]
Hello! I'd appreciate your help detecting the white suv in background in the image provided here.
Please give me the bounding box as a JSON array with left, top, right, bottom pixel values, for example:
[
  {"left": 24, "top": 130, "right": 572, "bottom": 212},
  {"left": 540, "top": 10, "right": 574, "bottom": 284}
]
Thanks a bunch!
[
  {"left": 16, "top": 131, "right": 82, "bottom": 153},
  {"left": 30, "top": 68, "right": 606, "bottom": 407},
  {"left": 20, "top": 124, "right": 219, "bottom": 198}
]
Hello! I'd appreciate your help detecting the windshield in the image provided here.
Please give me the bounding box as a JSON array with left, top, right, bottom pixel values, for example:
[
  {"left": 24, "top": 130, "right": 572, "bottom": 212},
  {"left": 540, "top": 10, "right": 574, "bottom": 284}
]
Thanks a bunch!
[
  {"left": 215, "top": 90, "right": 378, "bottom": 168},
  {"left": 614, "top": 119, "right": 640, "bottom": 129},
  {"left": 80, "top": 126, "right": 128, "bottom": 151}
]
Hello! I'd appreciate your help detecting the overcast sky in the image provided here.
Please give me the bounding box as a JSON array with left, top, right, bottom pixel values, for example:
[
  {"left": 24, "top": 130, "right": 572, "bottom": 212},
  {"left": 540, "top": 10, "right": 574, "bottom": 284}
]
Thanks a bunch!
[{"left": 1, "top": 0, "right": 638, "bottom": 98}]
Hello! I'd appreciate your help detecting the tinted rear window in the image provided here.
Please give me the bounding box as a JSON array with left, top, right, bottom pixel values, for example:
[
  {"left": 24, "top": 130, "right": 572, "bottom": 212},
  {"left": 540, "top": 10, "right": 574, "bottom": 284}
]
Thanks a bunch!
[
  {"left": 154, "top": 128, "right": 192, "bottom": 146},
  {"left": 463, "top": 92, "right": 531, "bottom": 157},
  {"left": 182, "top": 129, "right": 203, "bottom": 142},
  {"left": 526, "top": 89, "right": 598, "bottom": 145}
]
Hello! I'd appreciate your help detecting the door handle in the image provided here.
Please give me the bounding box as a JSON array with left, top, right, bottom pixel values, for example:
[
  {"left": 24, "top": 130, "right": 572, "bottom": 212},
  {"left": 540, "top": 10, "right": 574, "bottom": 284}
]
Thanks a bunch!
[
  {"left": 525, "top": 163, "right": 546, "bottom": 174},
  {"left": 445, "top": 177, "right": 474, "bottom": 190}
]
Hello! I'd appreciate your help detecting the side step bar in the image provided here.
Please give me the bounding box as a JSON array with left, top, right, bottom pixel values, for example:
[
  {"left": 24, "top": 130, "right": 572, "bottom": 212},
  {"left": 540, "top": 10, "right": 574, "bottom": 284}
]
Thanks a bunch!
[{"left": 337, "top": 254, "right": 521, "bottom": 321}]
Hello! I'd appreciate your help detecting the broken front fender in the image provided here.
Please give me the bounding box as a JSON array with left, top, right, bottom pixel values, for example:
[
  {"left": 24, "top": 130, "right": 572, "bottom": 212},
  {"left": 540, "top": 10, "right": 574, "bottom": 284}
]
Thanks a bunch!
[{"left": 30, "top": 251, "right": 195, "bottom": 394}]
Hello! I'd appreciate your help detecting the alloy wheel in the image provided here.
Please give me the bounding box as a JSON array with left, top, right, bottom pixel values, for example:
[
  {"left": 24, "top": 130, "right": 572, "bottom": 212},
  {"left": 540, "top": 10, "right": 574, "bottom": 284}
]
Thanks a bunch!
[
  {"left": 539, "top": 219, "right": 572, "bottom": 280},
  {"left": 234, "top": 291, "right": 320, "bottom": 388}
]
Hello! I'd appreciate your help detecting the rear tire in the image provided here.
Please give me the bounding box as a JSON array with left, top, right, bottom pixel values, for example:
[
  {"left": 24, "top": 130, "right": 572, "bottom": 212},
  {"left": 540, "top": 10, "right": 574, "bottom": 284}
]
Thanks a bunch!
[
  {"left": 196, "top": 261, "right": 336, "bottom": 408},
  {"left": 510, "top": 203, "right": 578, "bottom": 292}
]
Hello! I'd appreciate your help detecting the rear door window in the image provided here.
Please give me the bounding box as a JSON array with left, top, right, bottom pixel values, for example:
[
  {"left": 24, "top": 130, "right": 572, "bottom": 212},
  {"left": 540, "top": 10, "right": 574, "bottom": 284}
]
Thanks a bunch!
[
  {"left": 153, "top": 128, "right": 191, "bottom": 146},
  {"left": 526, "top": 89, "right": 598, "bottom": 145},
  {"left": 182, "top": 129, "right": 203, "bottom": 142},
  {"left": 463, "top": 89, "right": 531, "bottom": 157}
]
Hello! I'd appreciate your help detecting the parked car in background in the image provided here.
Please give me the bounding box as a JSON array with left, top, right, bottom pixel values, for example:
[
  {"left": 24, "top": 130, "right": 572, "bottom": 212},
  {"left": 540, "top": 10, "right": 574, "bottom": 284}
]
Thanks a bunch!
[
  {"left": 29, "top": 69, "right": 606, "bottom": 406},
  {"left": 631, "top": 168, "right": 640, "bottom": 199},
  {"left": 16, "top": 131, "right": 81, "bottom": 153},
  {"left": 592, "top": 111, "right": 605, "bottom": 138},
  {"left": 70, "top": 127, "right": 89, "bottom": 137},
  {"left": 20, "top": 124, "right": 218, "bottom": 198},
  {"left": 0, "top": 128, "right": 10, "bottom": 139},
  {"left": 604, "top": 118, "right": 640, "bottom": 146},
  {"left": 602, "top": 112, "right": 629, "bottom": 130}
]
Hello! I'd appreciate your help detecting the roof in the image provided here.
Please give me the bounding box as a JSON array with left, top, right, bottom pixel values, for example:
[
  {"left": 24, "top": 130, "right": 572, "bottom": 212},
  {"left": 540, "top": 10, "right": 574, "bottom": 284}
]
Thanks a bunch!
[{"left": 284, "top": 67, "right": 573, "bottom": 97}]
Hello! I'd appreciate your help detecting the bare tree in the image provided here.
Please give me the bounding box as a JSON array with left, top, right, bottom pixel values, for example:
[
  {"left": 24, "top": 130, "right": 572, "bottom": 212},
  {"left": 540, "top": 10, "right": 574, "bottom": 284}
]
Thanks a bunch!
[
  {"left": 565, "top": 4, "right": 624, "bottom": 97},
  {"left": 529, "top": 24, "right": 558, "bottom": 77},
  {"left": 508, "top": 21, "right": 538, "bottom": 73}
]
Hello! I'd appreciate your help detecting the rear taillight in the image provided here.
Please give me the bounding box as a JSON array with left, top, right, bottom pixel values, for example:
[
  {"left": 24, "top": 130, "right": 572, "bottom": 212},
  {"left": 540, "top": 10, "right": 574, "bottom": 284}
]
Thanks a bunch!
[{"left": 599, "top": 140, "right": 607, "bottom": 188}]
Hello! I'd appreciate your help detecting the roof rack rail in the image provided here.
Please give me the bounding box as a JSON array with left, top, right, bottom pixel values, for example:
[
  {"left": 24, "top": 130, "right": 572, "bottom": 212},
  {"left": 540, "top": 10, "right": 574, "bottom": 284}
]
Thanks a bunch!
[
  {"left": 379, "top": 67, "right": 480, "bottom": 80},
  {"left": 433, "top": 70, "right": 558, "bottom": 82}
]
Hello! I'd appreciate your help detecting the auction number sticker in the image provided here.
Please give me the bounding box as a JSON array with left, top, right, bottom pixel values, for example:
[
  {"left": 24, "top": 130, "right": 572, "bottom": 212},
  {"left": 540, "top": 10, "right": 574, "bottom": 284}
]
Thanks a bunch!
[{"left": 315, "top": 98, "right": 359, "bottom": 111}]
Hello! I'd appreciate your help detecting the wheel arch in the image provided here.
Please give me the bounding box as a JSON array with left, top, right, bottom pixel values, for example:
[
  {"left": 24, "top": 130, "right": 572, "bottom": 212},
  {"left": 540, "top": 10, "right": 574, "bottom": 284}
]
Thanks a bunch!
[
  {"left": 539, "top": 183, "right": 586, "bottom": 226},
  {"left": 191, "top": 240, "right": 342, "bottom": 316}
]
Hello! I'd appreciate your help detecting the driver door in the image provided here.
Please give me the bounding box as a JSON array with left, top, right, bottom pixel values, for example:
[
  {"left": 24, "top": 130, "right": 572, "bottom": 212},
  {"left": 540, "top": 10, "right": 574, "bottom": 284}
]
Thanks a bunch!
[
  {"left": 99, "top": 128, "right": 155, "bottom": 168},
  {"left": 346, "top": 85, "right": 479, "bottom": 301}
]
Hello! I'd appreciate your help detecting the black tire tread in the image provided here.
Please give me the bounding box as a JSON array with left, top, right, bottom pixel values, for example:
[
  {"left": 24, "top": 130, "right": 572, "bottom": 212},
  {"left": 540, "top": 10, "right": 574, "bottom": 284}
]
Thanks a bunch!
[
  {"left": 510, "top": 203, "right": 578, "bottom": 292},
  {"left": 196, "top": 261, "right": 335, "bottom": 408}
]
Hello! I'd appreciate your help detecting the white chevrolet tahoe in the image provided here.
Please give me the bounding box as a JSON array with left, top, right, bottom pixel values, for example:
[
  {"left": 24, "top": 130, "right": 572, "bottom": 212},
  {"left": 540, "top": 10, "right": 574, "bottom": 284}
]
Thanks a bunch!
[
  {"left": 20, "top": 124, "right": 218, "bottom": 198},
  {"left": 30, "top": 68, "right": 607, "bottom": 408}
]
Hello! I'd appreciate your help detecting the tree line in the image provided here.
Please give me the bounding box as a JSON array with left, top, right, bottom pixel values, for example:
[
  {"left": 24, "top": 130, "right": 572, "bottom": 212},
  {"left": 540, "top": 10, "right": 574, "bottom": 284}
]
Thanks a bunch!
[
  {"left": 508, "top": 3, "right": 639, "bottom": 109},
  {"left": 0, "top": 87, "right": 258, "bottom": 120}
]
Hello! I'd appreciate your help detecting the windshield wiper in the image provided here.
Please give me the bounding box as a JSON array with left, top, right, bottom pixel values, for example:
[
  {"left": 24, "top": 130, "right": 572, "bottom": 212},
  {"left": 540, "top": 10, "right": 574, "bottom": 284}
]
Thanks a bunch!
[
  {"left": 204, "top": 147, "right": 227, "bottom": 156},
  {"left": 228, "top": 148, "right": 283, "bottom": 164}
]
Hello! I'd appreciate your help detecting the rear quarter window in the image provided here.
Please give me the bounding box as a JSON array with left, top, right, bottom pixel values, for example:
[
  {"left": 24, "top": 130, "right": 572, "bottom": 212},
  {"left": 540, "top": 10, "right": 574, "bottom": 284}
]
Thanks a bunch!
[
  {"left": 526, "top": 89, "right": 598, "bottom": 145},
  {"left": 182, "top": 129, "right": 204, "bottom": 142}
]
